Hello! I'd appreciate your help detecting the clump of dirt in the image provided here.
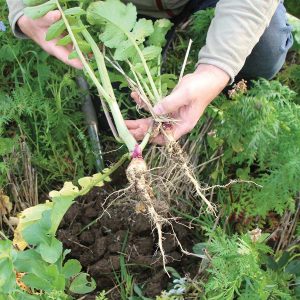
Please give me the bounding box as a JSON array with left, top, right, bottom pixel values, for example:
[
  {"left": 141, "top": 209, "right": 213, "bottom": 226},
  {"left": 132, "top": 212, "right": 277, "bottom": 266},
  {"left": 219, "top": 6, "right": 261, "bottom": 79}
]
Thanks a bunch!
[{"left": 58, "top": 186, "right": 198, "bottom": 299}]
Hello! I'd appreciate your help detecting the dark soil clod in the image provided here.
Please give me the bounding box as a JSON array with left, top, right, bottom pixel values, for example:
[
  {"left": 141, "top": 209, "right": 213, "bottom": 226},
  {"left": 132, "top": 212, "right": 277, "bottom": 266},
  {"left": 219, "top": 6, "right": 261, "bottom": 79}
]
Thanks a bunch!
[{"left": 58, "top": 186, "right": 197, "bottom": 299}]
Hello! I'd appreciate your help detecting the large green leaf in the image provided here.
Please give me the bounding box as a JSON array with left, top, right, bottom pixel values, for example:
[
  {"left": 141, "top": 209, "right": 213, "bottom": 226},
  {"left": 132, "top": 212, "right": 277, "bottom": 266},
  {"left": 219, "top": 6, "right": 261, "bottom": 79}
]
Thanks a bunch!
[
  {"left": 86, "top": 0, "right": 158, "bottom": 62},
  {"left": 62, "top": 259, "right": 82, "bottom": 279},
  {"left": 87, "top": 0, "right": 137, "bottom": 48},
  {"left": 37, "top": 237, "right": 63, "bottom": 264},
  {"left": 13, "top": 201, "right": 53, "bottom": 250},
  {"left": 148, "top": 19, "right": 172, "bottom": 47},
  {"left": 24, "top": 0, "right": 57, "bottom": 19},
  {"left": 22, "top": 210, "right": 52, "bottom": 246},
  {"left": 0, "top": 240, "right": 15, "bottom": 294},
  {"left": 46, "top": 19, "right": 66, "bottom": 41},
  {"left": 69, "top": 273, "right": 96, "bottom": 294},
  {"left": 14, "top": 249, "right": 47, "bottom": 278},
  {"left": 22, "top": 274, "right": 51, "bottom": 292}
]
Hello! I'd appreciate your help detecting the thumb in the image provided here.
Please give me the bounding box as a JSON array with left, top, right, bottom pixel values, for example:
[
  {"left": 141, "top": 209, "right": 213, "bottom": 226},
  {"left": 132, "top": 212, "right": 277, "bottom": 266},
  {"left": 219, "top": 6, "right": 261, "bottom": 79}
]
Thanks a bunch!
[
  {"left": 153, "top": 86, "right": 187, "bottom": 115},
  {"left": 39, "top": 10, "right": 61, "bottom": 26}
]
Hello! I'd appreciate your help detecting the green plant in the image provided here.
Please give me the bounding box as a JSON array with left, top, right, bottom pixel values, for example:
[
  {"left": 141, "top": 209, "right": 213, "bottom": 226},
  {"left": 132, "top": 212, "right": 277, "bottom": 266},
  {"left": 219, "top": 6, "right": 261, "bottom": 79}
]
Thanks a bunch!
[
  {"left": 285, "top": 0, "right": 300, "bottom": 18},
  {"left": 0, "top": 3, "right": 94, "bottom": 192},
  {"left": 0, "top": 155, "right": 127, "bottom": 299},
  {"left": 201, "top": 80, "right": 300, "bottom": 217},
  {"left": 0, "top": 235, "right": 95, "bottom": 299},
  {"left": 288, "top": 14, "right": 300, "bottom": 51},
  {"left": 196, "top": 229, "right": 295, "bottom": 299}
]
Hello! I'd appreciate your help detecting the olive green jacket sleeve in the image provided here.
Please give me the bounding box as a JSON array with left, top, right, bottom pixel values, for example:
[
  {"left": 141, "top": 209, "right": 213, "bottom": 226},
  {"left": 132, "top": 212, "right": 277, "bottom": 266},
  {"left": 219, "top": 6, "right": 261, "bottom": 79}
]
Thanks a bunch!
[
  {"left": 197, "top": 0, "right": 280, "bottom": 83},
  {"left": 6, "top": 0, "right": 27, "bottom": 38}
]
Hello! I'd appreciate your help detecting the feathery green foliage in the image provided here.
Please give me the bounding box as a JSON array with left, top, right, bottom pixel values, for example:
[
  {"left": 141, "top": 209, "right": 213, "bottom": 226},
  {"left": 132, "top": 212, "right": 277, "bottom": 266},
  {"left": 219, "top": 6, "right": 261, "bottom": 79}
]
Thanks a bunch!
[
  {"left": 0, "top": 7, "right": 94, "bottom": 191},
  {"left": 202, "top": 229, "right": 295, "bottom": 299},
  {"left": 203, "top": 80, "right": 300, "bottom": 216}
]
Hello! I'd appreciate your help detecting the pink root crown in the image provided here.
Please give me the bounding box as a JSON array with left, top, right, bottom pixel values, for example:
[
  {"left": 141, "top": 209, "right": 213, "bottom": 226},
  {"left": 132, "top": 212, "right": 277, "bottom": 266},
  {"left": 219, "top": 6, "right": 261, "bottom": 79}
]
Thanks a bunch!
[
  {"left": 162, "top": 122, "right": 173, "bottom": 131},
  {"left": 131, "top": 144, "right": 143, "bottom": 159}
]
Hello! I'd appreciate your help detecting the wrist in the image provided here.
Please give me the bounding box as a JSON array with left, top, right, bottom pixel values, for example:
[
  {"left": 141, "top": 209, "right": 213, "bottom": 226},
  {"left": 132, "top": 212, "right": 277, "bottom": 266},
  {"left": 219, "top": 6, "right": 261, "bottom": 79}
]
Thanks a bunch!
[
  {"left": 194, "top": 64, "right": 230, "bottom": 89},
  {"left": 183, "top": 64, "right": 229, "bottom": 106},
  {"left": 17, "top": 15, "right": 28, "bottom": 35}
]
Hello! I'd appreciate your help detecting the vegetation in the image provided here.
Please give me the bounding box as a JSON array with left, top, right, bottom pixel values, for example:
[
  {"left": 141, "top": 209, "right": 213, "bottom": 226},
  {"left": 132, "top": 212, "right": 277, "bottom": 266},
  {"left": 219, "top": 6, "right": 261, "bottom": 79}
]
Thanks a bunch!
[{"left": 0, "top": 1, "right": 299, "bottom": 299}]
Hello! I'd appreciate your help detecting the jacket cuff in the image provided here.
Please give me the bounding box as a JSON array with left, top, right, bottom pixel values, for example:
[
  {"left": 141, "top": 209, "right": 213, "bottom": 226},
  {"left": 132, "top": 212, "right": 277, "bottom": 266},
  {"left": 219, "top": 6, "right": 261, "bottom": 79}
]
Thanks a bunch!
[{"left": 9, "top": 10, "right": 28, "bottom": 39}]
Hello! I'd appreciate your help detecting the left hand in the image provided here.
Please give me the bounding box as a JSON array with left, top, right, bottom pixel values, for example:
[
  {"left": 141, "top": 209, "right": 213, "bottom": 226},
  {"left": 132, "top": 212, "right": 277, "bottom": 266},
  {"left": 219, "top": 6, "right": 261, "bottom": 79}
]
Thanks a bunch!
[{"left": 125, "top": 64, "right": 230, "bottom": 144}]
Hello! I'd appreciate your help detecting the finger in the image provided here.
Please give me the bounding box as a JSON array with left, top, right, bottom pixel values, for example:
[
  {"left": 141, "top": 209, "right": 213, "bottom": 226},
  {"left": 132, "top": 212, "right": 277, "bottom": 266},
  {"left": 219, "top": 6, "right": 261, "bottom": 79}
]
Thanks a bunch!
[
  {"left": 125, "top": 118, "right": 152, "bottom": 130},
  {"left": 131, "top": 91, "right": 148, "bottom": 110},
  {"left": 131, "top": 92, "right": 139, "bottom": 103},
  {"left": 153, "top": 86, "right": 188, "bottom": 115},
  {"left": 47, "top": 41, "right": 83, "bottom": 69},
  {"left": 38, "top": 10, "right": 61, "bottom": 27},
  {"left": 150, "top": 134, "right": 166, "bottom": 145},
  {"left": 129, "top": 128, "right": 147, "bottom": 141},
  {"left": 172, "top": 124, "right": 191, "bottom": 141}
]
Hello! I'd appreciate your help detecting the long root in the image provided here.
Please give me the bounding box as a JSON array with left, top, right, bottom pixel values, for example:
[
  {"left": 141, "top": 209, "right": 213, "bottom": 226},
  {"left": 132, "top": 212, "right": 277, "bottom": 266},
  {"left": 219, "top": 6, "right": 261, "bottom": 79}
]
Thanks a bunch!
[
  {"left": 165, "top": 135, "right": 217, "bottom": 215},
  {"left": 126, "top": 158, "right": 170, "bottom": 275}
]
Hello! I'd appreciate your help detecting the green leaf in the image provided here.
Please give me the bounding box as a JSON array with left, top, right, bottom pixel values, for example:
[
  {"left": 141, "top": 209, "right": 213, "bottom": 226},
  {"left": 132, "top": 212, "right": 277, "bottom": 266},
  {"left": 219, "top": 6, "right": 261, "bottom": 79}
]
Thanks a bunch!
[
  {"left": 56, "top": 35, "right": 72, "bottom": 46},
  {"left": 87, "top": 0, "right": 137, "bottom": 48},
  {"left": 46, "top": 19, "right": 66, "bottom": 41},
  {"left": 45, "top": 265, "right": 65, "bottom": 290},
  {"left": 286, "top": 260, "right": 300, "bottom": 276},
  {"left": 277, "top": 251, "right": 290, "bottom": 269},
  {"left": 24, "top": 0, "right": 57, "bottom": 19},
  {"left": 22, "top": 210, "right": 52, "bottom": 246},
  {"left": 22, "top": 274, "right": 51, "bottom": 291},
  {"left": 69, "top": 273, "right": 96, "bottom": 294},
  {"left": 132, "top": 18, "right": 154, "bottom": 44},
  {"left": 62, "top": 259, "right": 82, "bottom": 279},
  {"left": 148, "top": 19, "right": 172, "bottom": 47},
  {"left": 142, "top": 46, "right": 161, "bottom": 61},
  {"left": 64, "top": 7, "right": 86, "bottom": 16},
  {"left": 113, "top": 40, "right": 135, "bottom": 61},
  {"left": 38, "top": 237, "right": 63, "bottom": 264},
  {"left": 14, "top": 250, "right": 47, "bottom": 278},
  {"left": 0, "top": 241, "right": 15, "bottom": 293},
  {"left": 13, "top": 202, "right": 53, "bottom": 251},
  {"left": 23, "top": 0, "right": 48, "bottom": 6}
]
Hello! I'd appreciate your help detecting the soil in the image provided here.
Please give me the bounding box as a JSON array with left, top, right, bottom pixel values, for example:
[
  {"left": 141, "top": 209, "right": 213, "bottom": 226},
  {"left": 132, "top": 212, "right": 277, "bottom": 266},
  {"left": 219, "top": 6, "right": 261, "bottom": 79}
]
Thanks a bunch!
[{"left": 58, "top": 185, "right": 198, "bottom": 299}]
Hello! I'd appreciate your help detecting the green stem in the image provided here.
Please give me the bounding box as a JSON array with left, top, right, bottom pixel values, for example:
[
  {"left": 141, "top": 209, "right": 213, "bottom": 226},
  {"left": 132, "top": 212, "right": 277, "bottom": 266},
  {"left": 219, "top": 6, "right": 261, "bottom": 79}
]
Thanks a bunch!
[
  {"left": 56, "top": 2, "right": 138, "bottom": 153},
  {"left": 79, "top": 153, "right": 129, "bottom": 196},
  {"left": 93, "top": 12, "right": 161, "bottom": 101},
  {"left": 78, "top": 154, "right": 130, "bottom": 233},
  {"left": 56, "top": 1, "right": 112, "bottom": 103},
  {"left": 125, "top": 33, "right": 161, "bottom": 102},
  {"left": 81, "top": 28, "right": 137, "bottom": 152}
]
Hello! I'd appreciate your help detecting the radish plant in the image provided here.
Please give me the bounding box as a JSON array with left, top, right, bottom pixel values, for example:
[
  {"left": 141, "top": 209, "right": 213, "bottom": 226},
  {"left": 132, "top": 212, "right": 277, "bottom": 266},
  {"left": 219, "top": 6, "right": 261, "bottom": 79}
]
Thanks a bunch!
[
  {"left": 21, "top": 0, "right": 178, "bottom": 270},
  {"left": 18, "top": 0, "right": 215, "bottom": 277}
]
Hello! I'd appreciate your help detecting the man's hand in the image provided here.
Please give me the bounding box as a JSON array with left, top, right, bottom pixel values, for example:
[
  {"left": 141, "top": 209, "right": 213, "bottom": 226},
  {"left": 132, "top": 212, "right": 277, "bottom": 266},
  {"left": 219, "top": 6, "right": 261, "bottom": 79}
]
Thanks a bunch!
[
  {"left": 126, "top": 64, "right": 230, "bottom": 144},
  {"left": 18, "top": 10, "right": 83, "bottom": 69}
]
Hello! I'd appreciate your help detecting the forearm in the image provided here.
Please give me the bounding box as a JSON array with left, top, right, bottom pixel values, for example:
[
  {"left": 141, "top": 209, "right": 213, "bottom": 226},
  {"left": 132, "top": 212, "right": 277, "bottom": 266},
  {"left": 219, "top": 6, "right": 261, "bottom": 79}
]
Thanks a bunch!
[
  {"left": 6, "top": 0, "right": 27, "bottom": 38},
  {"left": 198, "top": 0, "right": 280, "bottom": 83}
]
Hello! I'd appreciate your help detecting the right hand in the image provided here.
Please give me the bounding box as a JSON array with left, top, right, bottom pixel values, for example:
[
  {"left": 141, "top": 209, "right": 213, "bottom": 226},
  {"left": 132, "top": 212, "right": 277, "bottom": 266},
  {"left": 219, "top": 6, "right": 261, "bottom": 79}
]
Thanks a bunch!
[{"left": 18, "top": 10, "right": 83, "bottom": 69}]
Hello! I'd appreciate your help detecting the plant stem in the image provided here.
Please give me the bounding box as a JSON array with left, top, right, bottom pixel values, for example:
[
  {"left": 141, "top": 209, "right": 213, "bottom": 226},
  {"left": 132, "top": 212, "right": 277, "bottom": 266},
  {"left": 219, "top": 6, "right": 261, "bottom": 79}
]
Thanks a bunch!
[
  {"left": 94, "top": 13, "right": 161, "bottom": 101},
  {"left": 81, "top": 28, "right": 137, "bottom": 152},
  {"left": 56, "top": 2, "right": 137, "bottom": 153},
  {"left": 78, "top": 153, "right": 129, "bottom": 196},
  {"left": 125, "top": 33, "right": 161, "bottom": 101},
  {"left": 56, "top": 1, "right": 111, "bottom": 103}
]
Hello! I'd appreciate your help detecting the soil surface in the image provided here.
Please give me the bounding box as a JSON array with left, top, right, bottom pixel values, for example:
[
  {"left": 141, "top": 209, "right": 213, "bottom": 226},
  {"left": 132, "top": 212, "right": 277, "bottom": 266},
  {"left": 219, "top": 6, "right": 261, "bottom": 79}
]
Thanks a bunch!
[{"left": 58, "top": 186, "right": 198, "bottom": 299}]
